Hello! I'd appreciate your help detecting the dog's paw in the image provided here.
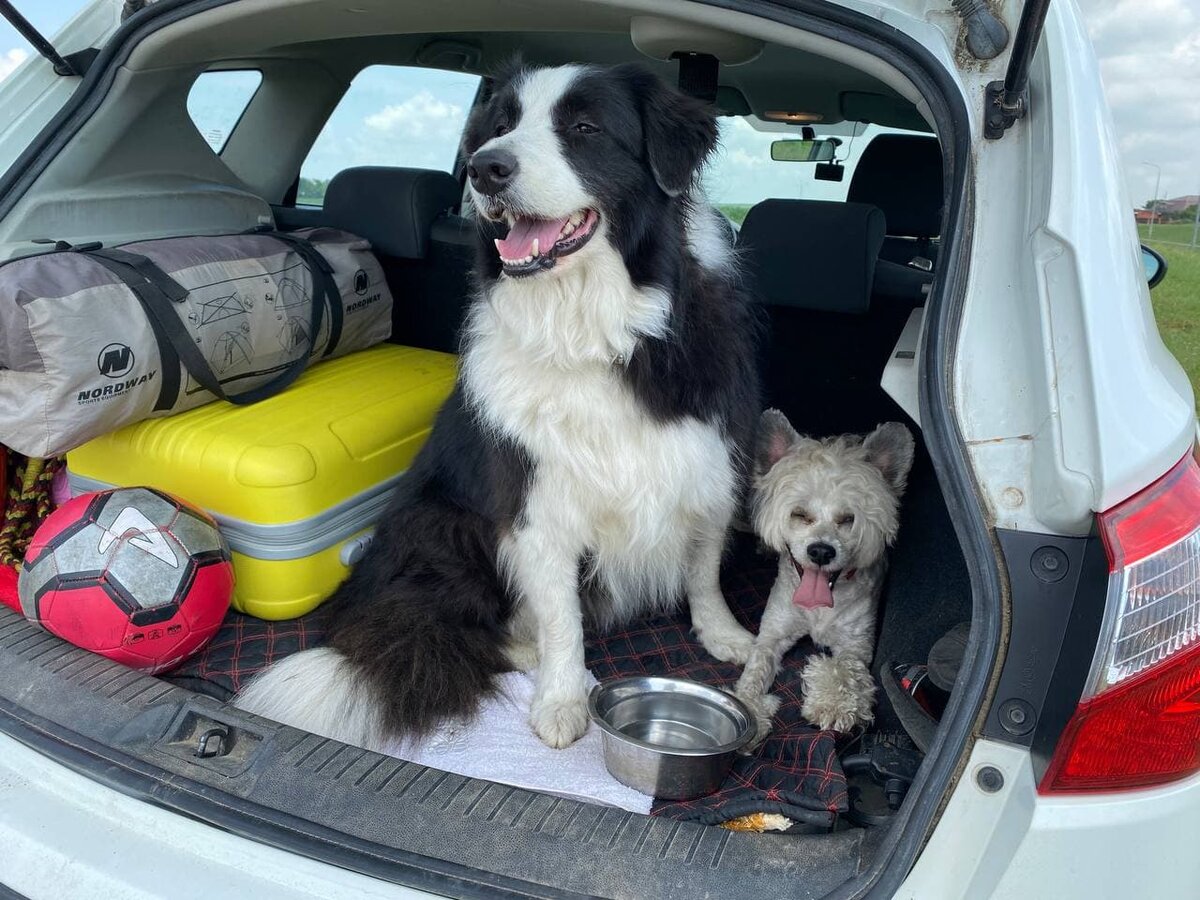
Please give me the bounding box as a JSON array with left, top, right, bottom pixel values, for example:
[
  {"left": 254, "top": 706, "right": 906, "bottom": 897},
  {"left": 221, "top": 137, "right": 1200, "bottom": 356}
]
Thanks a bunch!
[
  {"left": 529, "top": 691, "right": 590, "bottom": 749},
  {"left": 736, "top": 691, "right": 782, "bottom": 751},
  {"left": 697, "top": 622, "right": 756, "bottom": 665},
  {"left": 800, "top": 656, "right": 876, "bottom": 733}
]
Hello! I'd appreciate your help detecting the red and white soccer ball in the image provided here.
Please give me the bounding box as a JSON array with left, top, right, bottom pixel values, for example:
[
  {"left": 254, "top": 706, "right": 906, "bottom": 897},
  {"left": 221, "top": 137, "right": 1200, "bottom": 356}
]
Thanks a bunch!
[{"left": 18, "top": 488, "right": 234, "bottom": 674}]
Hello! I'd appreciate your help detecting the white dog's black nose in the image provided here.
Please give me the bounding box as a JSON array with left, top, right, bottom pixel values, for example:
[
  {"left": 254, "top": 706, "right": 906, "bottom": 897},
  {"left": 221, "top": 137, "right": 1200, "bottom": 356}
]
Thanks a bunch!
[
  {"left": 807, "top": 542, "right": 836, "bottom": 566},
  {"left": 468, "top": 149, "right": 517, "bottom": 196}
]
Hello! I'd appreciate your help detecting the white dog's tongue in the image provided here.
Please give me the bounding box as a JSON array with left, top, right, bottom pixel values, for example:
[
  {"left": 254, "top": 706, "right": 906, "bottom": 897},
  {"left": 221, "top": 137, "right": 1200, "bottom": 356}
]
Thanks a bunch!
[
  {"left": 794, "top": 569, "right": 835, "bottom": 609},
  {"left": 495, "top": 216, "right": 569, "bottom": 259}
]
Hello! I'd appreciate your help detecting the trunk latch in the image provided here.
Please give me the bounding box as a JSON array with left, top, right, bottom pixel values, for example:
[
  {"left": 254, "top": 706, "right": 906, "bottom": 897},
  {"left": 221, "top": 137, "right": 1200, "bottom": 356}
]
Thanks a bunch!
[{"left": 194, "top": 726, "right": 230, "bottom": 759}]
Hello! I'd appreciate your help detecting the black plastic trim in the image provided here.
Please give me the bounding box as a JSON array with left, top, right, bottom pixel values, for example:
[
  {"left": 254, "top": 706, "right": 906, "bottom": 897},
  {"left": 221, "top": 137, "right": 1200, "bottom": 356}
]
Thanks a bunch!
[
  {"left": 982, "top": 529, "right": 1108, "bottom": 779},
  {"left": 1027, "top": 530, "right": 1109, "bottom": 781},
  {"left": 62, "top": 48, "right": 102, "bottom": 78}
]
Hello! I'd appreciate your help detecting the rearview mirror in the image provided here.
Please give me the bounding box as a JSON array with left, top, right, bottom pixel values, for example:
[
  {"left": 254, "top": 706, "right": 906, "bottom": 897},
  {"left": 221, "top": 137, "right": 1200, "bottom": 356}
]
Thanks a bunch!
[
  {"left": 770, "top": 138, "right": 839, "bottom": 163},
  {"left": 1142, "top": 244, "right": 1168, "bottom": 290}
]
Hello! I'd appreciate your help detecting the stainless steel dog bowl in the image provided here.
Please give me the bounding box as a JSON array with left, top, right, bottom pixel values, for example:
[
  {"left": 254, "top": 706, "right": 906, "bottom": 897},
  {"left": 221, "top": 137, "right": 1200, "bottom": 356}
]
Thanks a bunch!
[{"left": 588, "top": 676, "right": 756, "bottom": 800}]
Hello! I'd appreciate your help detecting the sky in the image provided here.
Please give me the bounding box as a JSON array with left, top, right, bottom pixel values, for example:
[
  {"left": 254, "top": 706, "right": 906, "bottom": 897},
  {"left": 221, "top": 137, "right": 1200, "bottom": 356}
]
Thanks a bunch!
[{"left": 0, "top": 0, "right": 1195, "bottom": 207}]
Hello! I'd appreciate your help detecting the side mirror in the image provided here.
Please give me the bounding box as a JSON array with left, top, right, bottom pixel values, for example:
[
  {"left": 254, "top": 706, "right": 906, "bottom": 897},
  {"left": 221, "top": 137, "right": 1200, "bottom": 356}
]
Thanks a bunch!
[
  {"left": 770, "top": 138, "right": 839, "bottom": 163},
  {"left": 1142, "top": 244, "right": 1168, "bottom": 290}
]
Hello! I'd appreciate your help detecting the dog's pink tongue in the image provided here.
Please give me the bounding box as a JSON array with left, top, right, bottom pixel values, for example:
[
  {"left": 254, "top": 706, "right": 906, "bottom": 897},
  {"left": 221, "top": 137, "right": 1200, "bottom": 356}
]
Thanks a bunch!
[
  {"left": 794, "top": 569, "right": 835, "bottom": 609},
  {"left": 495, "top": 216, "right": 568, "bottom": 259}
]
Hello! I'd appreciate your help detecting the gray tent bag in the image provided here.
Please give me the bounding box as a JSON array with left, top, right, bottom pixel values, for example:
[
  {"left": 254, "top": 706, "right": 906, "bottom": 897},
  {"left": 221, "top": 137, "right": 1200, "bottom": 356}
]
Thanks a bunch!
[{"left": 0, "top": 226, "right": 392, "bottom": 457}]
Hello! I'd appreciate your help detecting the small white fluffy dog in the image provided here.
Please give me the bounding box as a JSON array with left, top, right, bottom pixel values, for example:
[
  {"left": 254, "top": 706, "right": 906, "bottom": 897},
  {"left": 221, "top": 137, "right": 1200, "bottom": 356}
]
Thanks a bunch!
[{"left": 735, "top": 410, "right": 914, "bottom": 740}]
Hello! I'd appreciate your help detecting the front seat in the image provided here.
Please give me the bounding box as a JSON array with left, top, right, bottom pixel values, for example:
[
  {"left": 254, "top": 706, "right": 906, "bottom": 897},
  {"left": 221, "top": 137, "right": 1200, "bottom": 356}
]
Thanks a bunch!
[
  {"left": 847, "top": 134, "right": 943, "bottom": 267},
  {"left": 737, "top": 198, "right": 903, "bottom": 437}
]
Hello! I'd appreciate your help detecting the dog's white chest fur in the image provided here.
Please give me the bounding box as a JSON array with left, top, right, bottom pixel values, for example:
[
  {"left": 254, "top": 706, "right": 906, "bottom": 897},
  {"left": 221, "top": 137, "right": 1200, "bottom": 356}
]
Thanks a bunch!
[{"left": 463, "top": 256, "right": 734, "bottom": 613}]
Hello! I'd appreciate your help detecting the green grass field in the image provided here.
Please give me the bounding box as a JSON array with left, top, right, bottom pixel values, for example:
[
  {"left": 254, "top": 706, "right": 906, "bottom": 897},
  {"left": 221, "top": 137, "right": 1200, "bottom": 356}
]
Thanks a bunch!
[
  {"left": 1143, "top": 239, "right": 1200, "bottom": 404},
  {"left": 717, "top": 204, "right": 753, "bottom": 226},
  {"left": 1139, "top": 223, "right": 1199, "bottom": 246}
]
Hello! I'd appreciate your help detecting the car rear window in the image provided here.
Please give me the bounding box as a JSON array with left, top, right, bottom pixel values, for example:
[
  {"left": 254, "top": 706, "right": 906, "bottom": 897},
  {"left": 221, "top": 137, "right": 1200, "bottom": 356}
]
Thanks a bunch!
[
  {"left": 186, "top": 69, "right": 263, "bottom": 154},
  {"left": 297, "top": 65, "right": 481, "bottom": 207},
  {"left": 706, "top": 117, "right": 926, "bottom": 224}
]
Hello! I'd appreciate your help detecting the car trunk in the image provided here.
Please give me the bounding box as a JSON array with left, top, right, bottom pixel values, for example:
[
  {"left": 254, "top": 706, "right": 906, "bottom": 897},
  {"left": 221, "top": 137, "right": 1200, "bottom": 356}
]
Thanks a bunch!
[
  {"left": 0, "top": 432, "right": 968, "bottom": 897},
  {"left": 0, "top": 0, "right": 995, "bottom": 896}
]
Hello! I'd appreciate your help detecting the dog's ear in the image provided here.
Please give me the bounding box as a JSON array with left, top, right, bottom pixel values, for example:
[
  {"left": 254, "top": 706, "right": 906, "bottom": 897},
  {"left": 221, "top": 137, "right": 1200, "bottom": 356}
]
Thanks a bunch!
[
  {"left": 863, "top": 423, "right": 916, "bottom": 495},
  {"left": 756, "top": 409, "right": 801, "bottom": 474},
  {"left": 620, "top": 65, "right": 718, "bottom": 197},
  {"left": 488, "top": 54, "right": 527, "bottom": 90}
]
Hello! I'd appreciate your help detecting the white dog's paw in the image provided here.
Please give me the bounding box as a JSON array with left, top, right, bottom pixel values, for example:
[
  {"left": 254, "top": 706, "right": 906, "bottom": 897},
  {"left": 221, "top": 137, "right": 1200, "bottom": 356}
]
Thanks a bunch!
[
  {"left": 696, "top": 621, "right": 756, "bottom": 665},
  {"left": 529, "top": 691, "right": 590, "bottom": 749},
  {"left": 736, "top": 691, "right": 782, "bottom": 750},
  {"left": 800, "top": 655, "right": 876, "bottom": 733}
]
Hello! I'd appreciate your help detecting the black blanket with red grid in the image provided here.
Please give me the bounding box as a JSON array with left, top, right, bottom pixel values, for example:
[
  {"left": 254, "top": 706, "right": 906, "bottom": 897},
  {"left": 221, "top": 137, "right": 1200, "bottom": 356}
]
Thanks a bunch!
[{"left": 168, "top": 535, "right": 848, "bottom": 828}]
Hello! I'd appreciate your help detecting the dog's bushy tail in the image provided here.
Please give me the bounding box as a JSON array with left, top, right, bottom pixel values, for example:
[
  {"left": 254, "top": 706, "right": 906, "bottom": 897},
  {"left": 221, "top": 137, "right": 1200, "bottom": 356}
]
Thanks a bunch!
[
  {"left": 234, "top": 647, "right": 390, "bottom": 750},
  {"left": 234, "top": 497, "right": 514, "bottom": 748}
]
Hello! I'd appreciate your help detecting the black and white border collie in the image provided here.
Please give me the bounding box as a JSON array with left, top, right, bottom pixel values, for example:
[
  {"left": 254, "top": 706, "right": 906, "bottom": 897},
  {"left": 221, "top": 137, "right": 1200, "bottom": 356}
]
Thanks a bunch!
[{"left": 236, "top": 63, "right": 760, "bottom": 749}]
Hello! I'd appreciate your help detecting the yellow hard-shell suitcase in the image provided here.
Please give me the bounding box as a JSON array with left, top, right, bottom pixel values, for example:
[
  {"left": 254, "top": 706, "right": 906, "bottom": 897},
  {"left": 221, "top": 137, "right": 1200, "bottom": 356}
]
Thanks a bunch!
[{"left": 67, "top": 344, "right": 456, "bottom": 620}]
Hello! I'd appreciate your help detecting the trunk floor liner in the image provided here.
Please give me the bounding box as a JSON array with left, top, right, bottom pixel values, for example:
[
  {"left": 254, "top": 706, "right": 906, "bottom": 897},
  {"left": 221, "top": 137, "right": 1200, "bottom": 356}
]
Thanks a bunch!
[{"left": 168, "top": 532, "right": 848, "bottom": 827}]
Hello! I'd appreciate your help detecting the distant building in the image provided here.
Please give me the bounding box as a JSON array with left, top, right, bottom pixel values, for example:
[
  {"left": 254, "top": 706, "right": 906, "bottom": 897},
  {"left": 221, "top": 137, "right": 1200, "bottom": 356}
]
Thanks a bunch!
[
  {"left": 1135, "top": 208, "right": 1156, "bottom": 224},
  {"left": 1157, "top": 195, "right": 1200, "bottom": 216}
]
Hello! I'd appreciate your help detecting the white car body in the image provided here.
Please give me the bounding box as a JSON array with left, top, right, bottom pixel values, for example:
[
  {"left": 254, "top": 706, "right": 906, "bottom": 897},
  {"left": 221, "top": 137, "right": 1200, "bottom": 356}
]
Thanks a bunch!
[{"left": 0, "top": 0, "right": 1193, "bottom": 897}]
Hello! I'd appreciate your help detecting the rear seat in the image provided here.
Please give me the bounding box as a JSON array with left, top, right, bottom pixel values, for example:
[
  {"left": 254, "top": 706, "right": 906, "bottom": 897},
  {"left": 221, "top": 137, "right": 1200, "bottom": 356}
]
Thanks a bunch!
[
  {"left": 737, "top": 198, "right": 916, "bottom": 436},
  {"left": 319, "top": 166, "right": 473, "bottom": 353}
]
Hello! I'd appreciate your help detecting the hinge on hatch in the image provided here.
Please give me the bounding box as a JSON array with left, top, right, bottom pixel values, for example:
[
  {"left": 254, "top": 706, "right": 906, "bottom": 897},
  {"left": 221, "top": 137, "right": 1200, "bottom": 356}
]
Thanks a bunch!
[
  {"left": 983, "top": 80, "right": 1027, "bottom": 140},
  {"left": 983, "top": 0, "right": 1052, "bottom": 140},
  {"left": 122, "top": 1, "right": 157, "bottom": 22}
]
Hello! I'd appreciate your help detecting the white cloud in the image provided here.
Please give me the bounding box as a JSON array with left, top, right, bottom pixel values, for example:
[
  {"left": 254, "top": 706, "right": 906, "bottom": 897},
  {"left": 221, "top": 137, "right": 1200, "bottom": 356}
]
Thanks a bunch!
[
  {"left": 0, "top": 48, "right": 29, "bottom": 82},
  {"left": 1083, "top": 0, "right": 1200, "bottom": 206},
  {"left": 365, "top": 90, "right": 464, "bottom": 139},
  {"left": 727, "top": 147, "right": 769, "bottom": 170}
]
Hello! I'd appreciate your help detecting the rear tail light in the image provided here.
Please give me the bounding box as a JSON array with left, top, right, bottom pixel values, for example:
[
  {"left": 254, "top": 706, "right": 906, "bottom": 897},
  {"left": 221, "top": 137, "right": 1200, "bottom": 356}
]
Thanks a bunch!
[{"left": 1040, "top": 451, "right": 1200, "bottom": 793}]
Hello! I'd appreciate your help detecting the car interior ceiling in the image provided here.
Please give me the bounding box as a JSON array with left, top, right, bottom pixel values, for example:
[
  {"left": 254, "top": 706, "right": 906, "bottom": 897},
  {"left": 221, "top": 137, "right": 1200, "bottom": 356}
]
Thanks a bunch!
[{"left": 0, "top": 0, "right": 972, "bottom": 857}]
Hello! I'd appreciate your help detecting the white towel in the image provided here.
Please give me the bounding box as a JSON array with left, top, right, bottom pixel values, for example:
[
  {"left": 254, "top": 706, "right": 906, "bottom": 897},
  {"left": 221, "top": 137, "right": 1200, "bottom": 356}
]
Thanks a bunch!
[{"left": 383, "top": 670, "right": 653, "bottom": 815}]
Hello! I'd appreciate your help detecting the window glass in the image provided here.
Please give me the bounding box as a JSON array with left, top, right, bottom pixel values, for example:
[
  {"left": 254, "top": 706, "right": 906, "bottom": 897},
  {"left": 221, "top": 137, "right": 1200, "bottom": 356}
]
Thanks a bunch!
[
  {"left": 705, "top": 117, "right": 926, "bottom": 224},
  {"left": 186, "top": 70, "right": 263, "bottom": 154},
  {"left": 298, "top": 65, "right": 481, "bottom": 206}
]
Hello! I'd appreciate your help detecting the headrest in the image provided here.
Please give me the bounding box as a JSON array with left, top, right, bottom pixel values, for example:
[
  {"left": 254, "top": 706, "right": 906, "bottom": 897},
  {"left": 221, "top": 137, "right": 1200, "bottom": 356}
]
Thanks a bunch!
[
  {"left": 847, "top": 135, "right": 942, "bottom": 239},
  {"left": 322, "top": 167, "right": 461, "bottom": 259},
  {"left": 737, "top": 199, "right": 885, "bottom": 314}
]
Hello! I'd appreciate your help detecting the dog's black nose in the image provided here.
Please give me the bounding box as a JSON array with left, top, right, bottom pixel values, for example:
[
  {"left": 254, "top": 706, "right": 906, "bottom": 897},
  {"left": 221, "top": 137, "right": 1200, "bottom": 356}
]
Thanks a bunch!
[
  {"left": 807, "top": 542, "right": 836, "bottom": 567},
  {"left": 467, "top": 149, "right": 517, "bottom": 196}
]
